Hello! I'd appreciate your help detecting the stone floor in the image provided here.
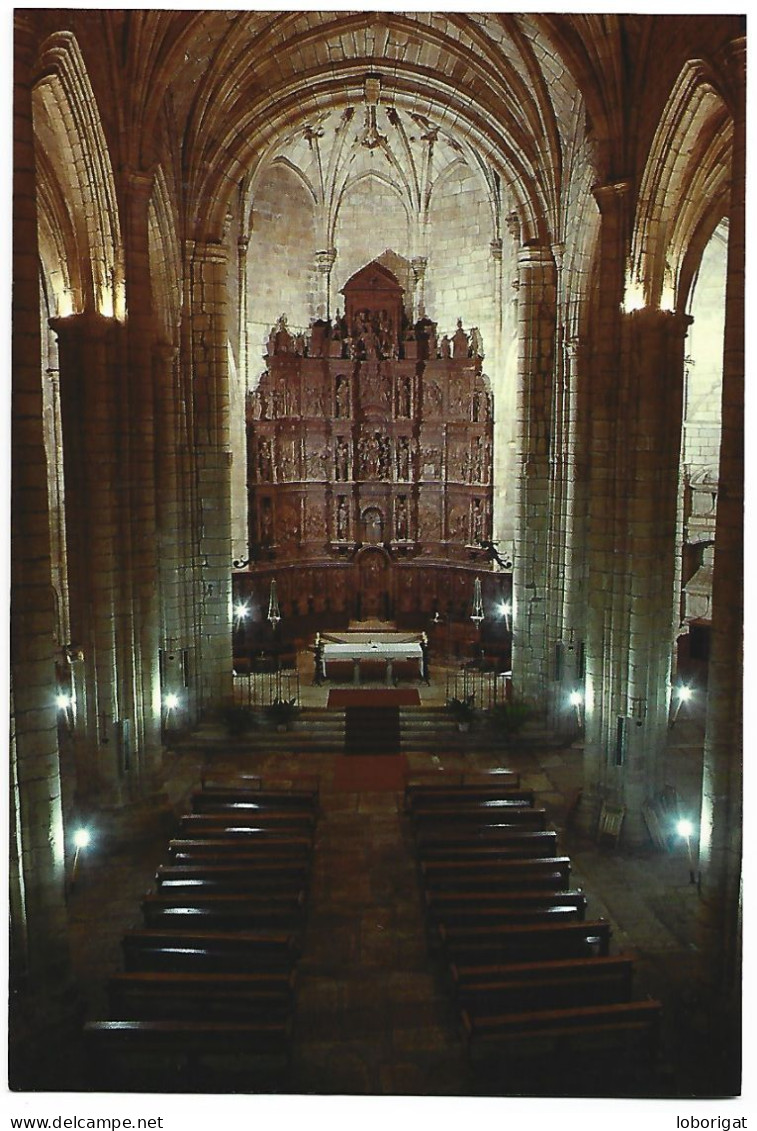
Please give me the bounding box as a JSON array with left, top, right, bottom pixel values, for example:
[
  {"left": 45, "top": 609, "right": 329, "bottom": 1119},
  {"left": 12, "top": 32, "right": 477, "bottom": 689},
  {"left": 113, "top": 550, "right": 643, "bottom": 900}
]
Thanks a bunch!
[{"left": 9, "top": 670, "right": 745, "bottom": 1114}]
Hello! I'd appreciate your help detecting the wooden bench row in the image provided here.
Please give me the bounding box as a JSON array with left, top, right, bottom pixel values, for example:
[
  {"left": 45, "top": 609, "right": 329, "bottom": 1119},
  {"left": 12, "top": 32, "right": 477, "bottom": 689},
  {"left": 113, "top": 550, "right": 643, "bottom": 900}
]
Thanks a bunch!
[
  {"left": 168, "top": 837, "right": 314, "bottom": 862},
  {"left": 409, "top": 779, "right": 661, "bottom": 1082},
  {"left": 82, "top": 1018, "right": 292, "bottom": 1087},
  {"left": 407, "top": 778, "right": 520, "bottom": 805},
  {"left": 192, "top": 786, "right": 319, "bottom": 813},
  {"left": 108, "top": 969, "right": 295, "bottom": 1020},
  {"left": 461, "top": 999, "right": 662, "bottom": 1069},
  {"left": 451, "top": 955, "right": 634, "bottom": 1012},
  {"left": 155, "top": 862, "right": 311, "bottom": 892},
  {"left": 179, "top": 812, "right": 316, "bottom": 834},
  {"left": 84, "top": 777, "right": 321, "bottom": 1085},
  {"left": 141, "top": 889, "right": 307, "bottom": 930},
  {"left": 199, "top": 771, "right": 320, "bottom": 798},
  {"left": 421, "top": 855, "right": 572, "bottom": 891}
]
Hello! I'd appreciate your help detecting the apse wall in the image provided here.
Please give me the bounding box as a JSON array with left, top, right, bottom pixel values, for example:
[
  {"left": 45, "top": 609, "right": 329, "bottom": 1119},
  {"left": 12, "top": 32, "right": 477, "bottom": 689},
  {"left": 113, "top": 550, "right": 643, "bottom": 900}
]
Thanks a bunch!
[
  {"left": 684, "top": 224, "right": 727, "bottom": 476},
  {"left": 424, "top": 162, "right": 497, "bottom": 350},
  {"left": 332, "top": 175, "right": 411, "bottom": 305},
  {"left": 248, "top": 162, "right": 317, "bottom": 357}
]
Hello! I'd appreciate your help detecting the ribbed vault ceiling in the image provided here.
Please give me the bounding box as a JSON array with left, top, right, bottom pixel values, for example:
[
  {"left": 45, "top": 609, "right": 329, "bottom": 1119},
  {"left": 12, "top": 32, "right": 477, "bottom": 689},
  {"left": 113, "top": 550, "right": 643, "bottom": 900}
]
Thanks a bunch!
[{"left": 119, "top": 10, "right": 590, "bottom": 244}]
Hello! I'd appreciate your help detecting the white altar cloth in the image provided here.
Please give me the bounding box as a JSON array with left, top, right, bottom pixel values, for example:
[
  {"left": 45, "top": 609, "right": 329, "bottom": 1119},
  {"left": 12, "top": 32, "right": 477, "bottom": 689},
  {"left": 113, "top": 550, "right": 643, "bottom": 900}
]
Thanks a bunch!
[{"left": 321, "top": 640, "right": 423, "bottom": 683}]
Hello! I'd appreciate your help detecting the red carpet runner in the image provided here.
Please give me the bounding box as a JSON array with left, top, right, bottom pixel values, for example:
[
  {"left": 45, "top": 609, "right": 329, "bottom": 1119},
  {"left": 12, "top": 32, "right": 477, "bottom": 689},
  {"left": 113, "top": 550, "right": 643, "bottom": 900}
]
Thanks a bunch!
[
  {"left": 332, "top": 755, "right": 408, "bottom": 792},
  {"left": 327, "top": 689, "right": 420, "bottom": 707},
  {"left": 344, "top": 706, "right": 401, "bottom": 754}
]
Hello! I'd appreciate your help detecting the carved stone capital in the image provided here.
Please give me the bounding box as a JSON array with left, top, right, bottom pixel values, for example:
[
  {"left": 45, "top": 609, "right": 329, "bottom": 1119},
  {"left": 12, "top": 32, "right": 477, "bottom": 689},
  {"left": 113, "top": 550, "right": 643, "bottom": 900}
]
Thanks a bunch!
[{"left": 313, "top": 248, "right": 337, "bottom": 274}]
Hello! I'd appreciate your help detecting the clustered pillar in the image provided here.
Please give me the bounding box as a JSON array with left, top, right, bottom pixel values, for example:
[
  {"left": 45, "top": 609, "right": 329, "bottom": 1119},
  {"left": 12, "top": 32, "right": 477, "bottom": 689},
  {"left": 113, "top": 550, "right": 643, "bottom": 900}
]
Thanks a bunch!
[
  {"left": 186, "top": 239, "right": 234, "bottom": 709},
  {"left": 511, "top": 243, "right": 556, "bottom": 703},
  {"left": 52, "top": 314, "right": 126, "bottom": 805},
  {"left": 10, "top": 10, "right": 70, "bottom": 994},
  {"left": 696, "top": 38, "right": 744, "bottom": 1054}
]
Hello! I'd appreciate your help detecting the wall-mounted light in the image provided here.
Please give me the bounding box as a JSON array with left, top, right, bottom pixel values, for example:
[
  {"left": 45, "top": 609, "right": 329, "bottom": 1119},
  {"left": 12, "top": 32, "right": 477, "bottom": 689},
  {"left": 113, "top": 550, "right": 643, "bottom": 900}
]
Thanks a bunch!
[
  {"left": 670, "top": 684, "right": 694, "bottom": 727},
  {"left": 163, "top": 692, "right": 180, "bottom": 711},
  {"left": 676, "top": 817, "right": 697, "bottom": 884},
  {"left": 71, "top": 826, "right": 91, "bottom": 887},
  {"left": 498, "top": 601, "right": 511, "bottom": 631},
  {"left": 56, "top": 690, "right": 75, "bottom": 733},
  {"left": 234, "top": 601, "right": 250, "bottom": 621},
  {"left": 569, "top": 690, "right": 583, "bottom": 728}
]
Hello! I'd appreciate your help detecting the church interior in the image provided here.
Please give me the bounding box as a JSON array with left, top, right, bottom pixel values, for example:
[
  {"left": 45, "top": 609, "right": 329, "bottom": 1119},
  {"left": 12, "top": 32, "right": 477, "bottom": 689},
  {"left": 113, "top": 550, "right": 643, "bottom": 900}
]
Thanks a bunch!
[{"left": 10, "top": 9, "right": 744, "bottom": 1101}]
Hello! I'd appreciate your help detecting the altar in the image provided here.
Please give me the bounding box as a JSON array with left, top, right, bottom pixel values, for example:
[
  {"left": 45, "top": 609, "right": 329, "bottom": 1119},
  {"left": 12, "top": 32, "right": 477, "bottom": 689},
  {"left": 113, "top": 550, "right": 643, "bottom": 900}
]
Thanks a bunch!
[{"left": 318, "top": 631, "right": 426, "bottom": 685}]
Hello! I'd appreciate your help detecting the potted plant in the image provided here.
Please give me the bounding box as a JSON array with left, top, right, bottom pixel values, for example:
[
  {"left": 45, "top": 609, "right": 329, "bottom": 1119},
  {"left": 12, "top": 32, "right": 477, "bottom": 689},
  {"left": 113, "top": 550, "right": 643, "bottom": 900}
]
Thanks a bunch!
[
  {"left": 220, "top": 703, "right": 258, "bottom": 738},
  {"left": 488, "top": 697, "right": 531, "bottom": 742},
  {"left": 446, "top": 693, "right": 475, "bottom": 732},
  {"left": 266, "top": 697, "right": 300, "bottom": 731}
]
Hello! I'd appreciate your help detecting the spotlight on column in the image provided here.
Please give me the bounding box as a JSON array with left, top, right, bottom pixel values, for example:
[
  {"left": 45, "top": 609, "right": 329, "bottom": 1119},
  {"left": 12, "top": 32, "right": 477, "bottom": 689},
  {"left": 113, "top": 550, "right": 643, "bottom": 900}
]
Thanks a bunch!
[
  {"left": 234, "top": 601, "right": 249, "bottom": 621},
  {"left": 163, "top": 692, "right": 180, "bottom": 711},
  {"left": 71, "top": 827, "right": 91, "bottom": 888},
  {"left": 569, "top": 690, "right": 583, "bottom": 728},
  {"left": 676, "top": 818, "right": 697, "bottom": 884},
  {"left": 498, "top": 601, "right": 512, "bottom": 631},
  {"left": 56, "top": 692, "right": 72, "bottom": 711},
  {"left": 670, "top": 684, "right": 694, "bottom": 726}
]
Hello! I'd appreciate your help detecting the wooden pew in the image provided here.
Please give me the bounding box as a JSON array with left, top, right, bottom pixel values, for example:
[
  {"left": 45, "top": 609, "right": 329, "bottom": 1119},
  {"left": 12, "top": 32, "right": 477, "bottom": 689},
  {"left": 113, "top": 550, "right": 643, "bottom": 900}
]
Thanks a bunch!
[
  {"left": 425, "top": 889, "right": 588, "bottom": 925},
  {"left": 191, "top": 788, "right": 319, "bottom": 813},
  {"left": 200, "top": 771, "right": 263, "bottom": 791},
  {"left": 461, "top": 999, "right": 661, "bottom": 1065},
  {"left": 416, "top": 830, "right": 558, "bottom": 860},
  {"left": 438, "top": 917, "right": 612, "bottom": 964},
  {"left": 405, "top": 782, "right": 525, "bottom": 810},
  {"left": 409, "top": 797, "right": 536, "bottom": 818},
  {"left": 121, "top": 928, "right": 298, "bottom": 972},
  {"left": 140, "top": 890, "right": 306, "bottom": 930},
  {"left": 199, "top": 771, "right": 320, "bottom": 797},
  {"left": 436, "top": 907, "right": 583, "bottom": 940},
  {"left": 108, "top": 970, "right": 295, "bottom": 1022},
  {"left": 83, "top": 1018, "right": 292, "bottom": 1080},
  {"left": 420, "top": 856, "right": 571, "bottom": 892},
  {"left": 168, "top": 837, "right": 313, "bottom": 862},
  {"left": 412, "top": 808, "right": 548, "bottom": 832},
  {"left": 155, "top": 863, "right": 310, "bottom": 893},
  {"left": 450, "top": 955, "right": 634, "bottom": 1014},
  {"left": 179, "top": 812, "right": 316, "bottom": 834}
]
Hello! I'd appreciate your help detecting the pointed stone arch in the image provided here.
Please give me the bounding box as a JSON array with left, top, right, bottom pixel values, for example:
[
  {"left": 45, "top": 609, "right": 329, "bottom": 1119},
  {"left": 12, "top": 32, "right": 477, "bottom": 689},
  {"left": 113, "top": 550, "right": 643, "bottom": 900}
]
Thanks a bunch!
[
  {"left": 628, "top": 59, "right": 731, "bottom": 313},
  {"left": 33, "top": 31, "right": 124, "bottom": 319},
  {"left": 147, "top": 166, "right": 182, "bottom": 343}
]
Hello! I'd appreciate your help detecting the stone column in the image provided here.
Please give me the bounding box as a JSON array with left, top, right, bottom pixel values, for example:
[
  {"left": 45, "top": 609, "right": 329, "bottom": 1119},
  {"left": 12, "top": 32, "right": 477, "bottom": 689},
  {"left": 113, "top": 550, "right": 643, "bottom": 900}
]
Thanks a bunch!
[
  {"left": 511, "top": 243, "right": 556, "bottom": 702},
  {"left": 121, "top": 168, "right": 162, "bottom": 789},
  {"left": 10, "top": 10, "right": 70, "bottom": 994},
  {"left": 544, "top": 244, "right": 564, "bottom": 728},
  {"left": 231, "top": 236, "right": 250, "bottom": 560},
  {"left": 489, "top": 236, "right": 509, "bottom": 549},
  {"left": 560, "top": 337, "right": 583, "bottom": 674},
  {"left": 51, "top": 313, "right": 125, "bottom": 805},
  {"left": 187, "top": 239, "right": 234, "bottom": 709},
  {"left": 696, "top": 38, "right": 744, "bottom": 1020},
  {"left": 580, "top": 187, "right": 692, "bottom": 843},
  {"left": 42, "top": 359, "right": 70, "bottom": 644},
  {"left": 411, "top": 255, "right": 428, "bottom": 321},
  {"left": 616, "top": 308, "right": 691, "bottom": 840},
  {"left": 153, "top": 340, "right": 195, "bottom": 727},
  {"left": 313, "top": 247, "right": 337, "bottom": 320},
  {"left": 578, "top": 180, "right": 632, "bottom": 833}
]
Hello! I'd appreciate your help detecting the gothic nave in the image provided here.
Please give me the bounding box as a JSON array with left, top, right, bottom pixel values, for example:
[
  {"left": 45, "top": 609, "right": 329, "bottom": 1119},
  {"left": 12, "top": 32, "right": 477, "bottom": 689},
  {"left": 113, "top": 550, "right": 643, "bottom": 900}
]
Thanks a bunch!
[{"left": 10, "top": 8, "right": 744, "bottom": 1113}]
